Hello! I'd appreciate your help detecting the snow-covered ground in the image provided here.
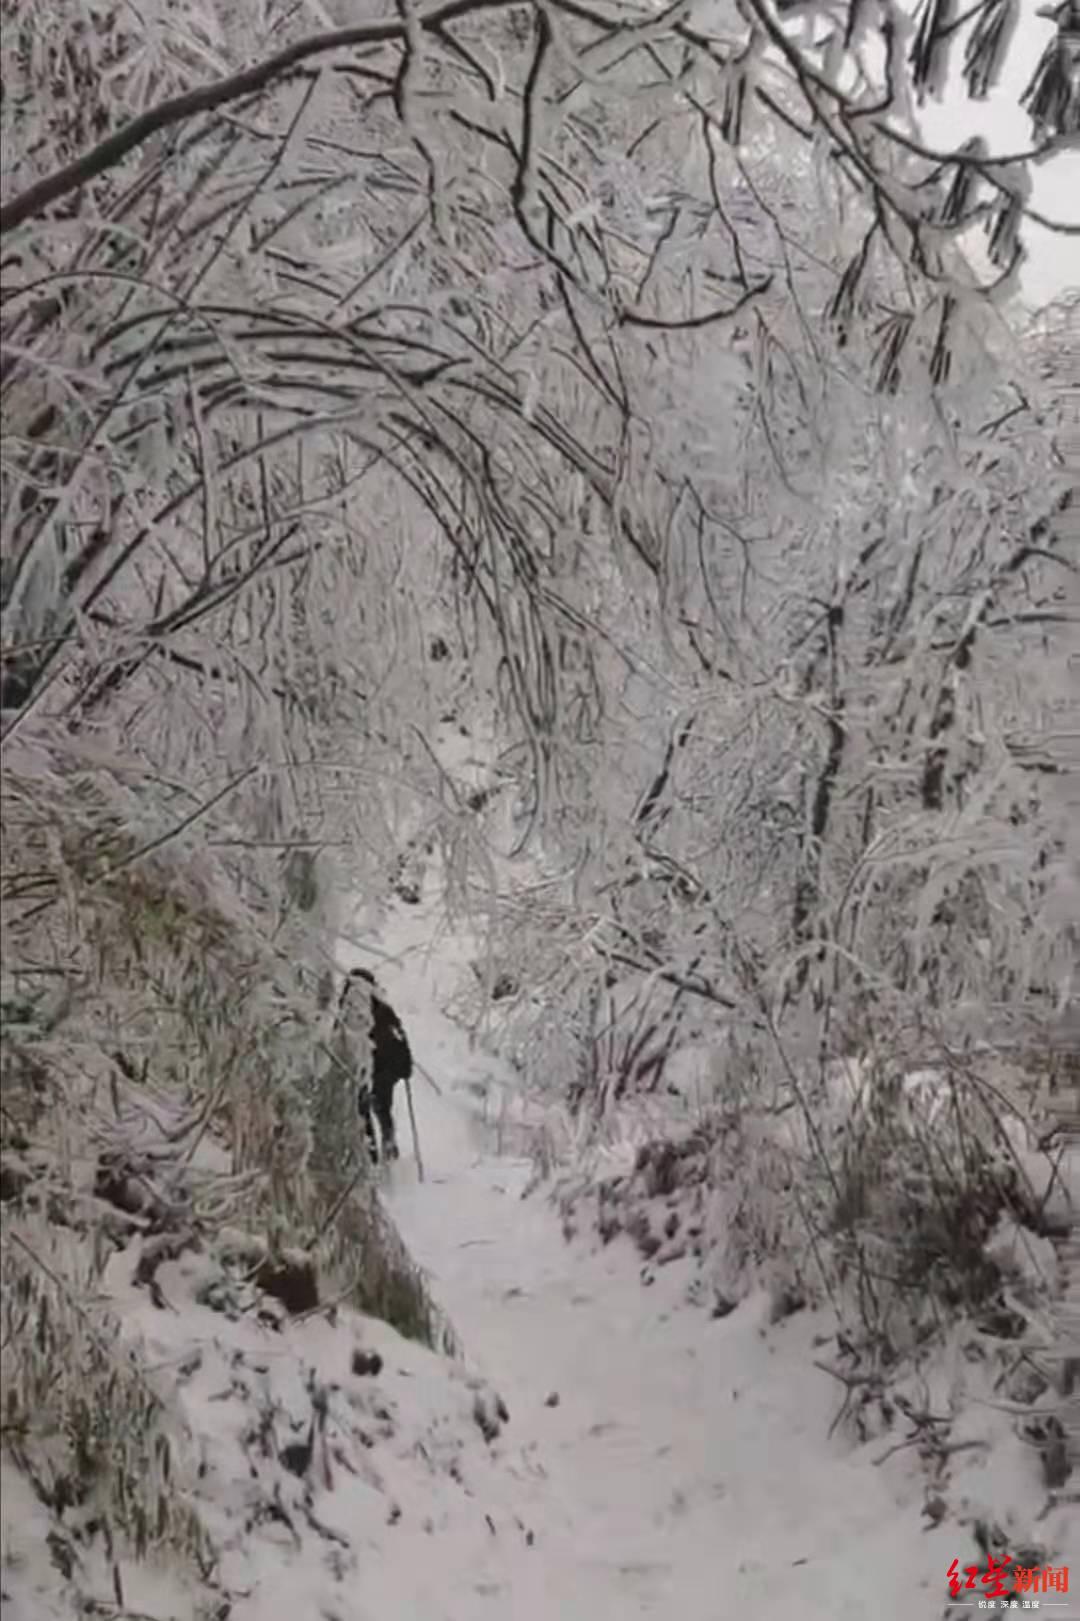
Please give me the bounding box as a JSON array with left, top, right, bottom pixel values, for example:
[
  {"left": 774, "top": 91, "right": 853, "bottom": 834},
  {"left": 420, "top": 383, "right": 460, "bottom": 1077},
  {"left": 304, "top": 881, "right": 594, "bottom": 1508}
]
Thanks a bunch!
[
  {"left": 331, "top": 893, "right": 1033, "bottom": 1621},
  {"left": 4, "top": 865, "right": 1071, "bottom": 1621}
]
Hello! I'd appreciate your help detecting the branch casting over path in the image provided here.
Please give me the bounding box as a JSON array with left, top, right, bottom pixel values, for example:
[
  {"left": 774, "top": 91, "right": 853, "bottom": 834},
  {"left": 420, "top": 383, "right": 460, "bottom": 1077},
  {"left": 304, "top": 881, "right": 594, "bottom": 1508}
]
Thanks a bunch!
[{"left": 0, "top": 0, "right": 523, "bottom": 236}]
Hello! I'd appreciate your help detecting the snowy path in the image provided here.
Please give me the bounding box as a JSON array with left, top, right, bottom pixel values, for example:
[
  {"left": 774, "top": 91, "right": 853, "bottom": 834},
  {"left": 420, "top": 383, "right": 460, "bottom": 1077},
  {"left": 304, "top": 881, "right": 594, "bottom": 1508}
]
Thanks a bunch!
[{"left": 343, "top": 911, "right": 949, "bottom": 1620}]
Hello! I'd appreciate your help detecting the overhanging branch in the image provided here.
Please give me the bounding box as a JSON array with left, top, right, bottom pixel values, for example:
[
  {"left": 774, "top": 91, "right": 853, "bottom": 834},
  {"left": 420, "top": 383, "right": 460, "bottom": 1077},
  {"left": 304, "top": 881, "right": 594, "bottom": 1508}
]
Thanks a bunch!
[{"left": 0, "top": 0, "right": 521, "bottom": 236}]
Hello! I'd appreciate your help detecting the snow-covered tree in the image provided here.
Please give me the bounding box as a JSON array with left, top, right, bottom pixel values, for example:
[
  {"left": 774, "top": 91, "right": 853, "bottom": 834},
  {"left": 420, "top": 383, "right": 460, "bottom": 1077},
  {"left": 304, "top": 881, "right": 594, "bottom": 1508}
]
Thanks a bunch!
[{"left": 1, "top": 0, "right": 1074, "bottom": 1356}]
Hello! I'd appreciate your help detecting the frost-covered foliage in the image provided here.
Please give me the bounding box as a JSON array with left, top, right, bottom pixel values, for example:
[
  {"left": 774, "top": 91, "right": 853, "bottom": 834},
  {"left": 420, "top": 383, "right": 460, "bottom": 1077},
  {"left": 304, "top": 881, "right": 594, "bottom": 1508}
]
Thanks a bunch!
[
  {"left": 0, "top": 0, "right": 1074, "bottom": 1490},
  {"left": 1, "top": 0, "right": 1073, "bottom": 779},
  {"left": 469, "top": 260, "right": 1077, "bottom": 1340},
  {"left": 486, "top": 284, "right": 1076, "bottom": 1081},
  {"left": 0, "top": 732, "right": 445, "bottom": 1327},
  {"left": 0, "top": 733, "right": 450, "bottom": 1587}
]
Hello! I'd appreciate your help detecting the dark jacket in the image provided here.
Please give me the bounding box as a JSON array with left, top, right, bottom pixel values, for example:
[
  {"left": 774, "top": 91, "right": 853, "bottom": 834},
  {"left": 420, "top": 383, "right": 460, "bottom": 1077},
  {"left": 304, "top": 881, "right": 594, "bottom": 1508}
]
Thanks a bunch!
[
  {"left": 348, "top": 969, "right": 412, "bottom": 1097},
  {"left": 369, "top": 984, "right": 413, "bottom": 1092}
]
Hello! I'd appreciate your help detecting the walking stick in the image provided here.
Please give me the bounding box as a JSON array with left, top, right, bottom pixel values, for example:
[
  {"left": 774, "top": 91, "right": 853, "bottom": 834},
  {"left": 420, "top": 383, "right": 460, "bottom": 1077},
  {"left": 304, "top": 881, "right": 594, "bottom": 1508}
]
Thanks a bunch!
[{"left": 404, "top": 1075, "right": 424, "bottom": 1182}]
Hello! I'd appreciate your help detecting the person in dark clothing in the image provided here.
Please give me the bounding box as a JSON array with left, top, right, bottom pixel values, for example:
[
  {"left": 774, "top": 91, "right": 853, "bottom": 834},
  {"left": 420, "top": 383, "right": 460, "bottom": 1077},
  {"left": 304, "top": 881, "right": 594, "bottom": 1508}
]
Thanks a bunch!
[{"left": 344, "top": 967, "right": 413, "bottom": 1163}]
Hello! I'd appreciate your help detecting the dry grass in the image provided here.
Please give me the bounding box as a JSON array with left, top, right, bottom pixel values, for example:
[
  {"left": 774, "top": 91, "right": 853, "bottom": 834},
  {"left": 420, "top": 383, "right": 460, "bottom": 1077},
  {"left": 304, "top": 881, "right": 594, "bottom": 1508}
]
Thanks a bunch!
[{"left": 0, "top": 735, "right": 451, "bottom": 1585}]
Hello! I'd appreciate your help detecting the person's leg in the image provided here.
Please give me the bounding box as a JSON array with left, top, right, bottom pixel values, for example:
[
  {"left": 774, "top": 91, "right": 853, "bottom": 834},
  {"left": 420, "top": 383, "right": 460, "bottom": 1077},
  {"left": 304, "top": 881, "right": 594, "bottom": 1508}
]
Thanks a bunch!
[{"left": 373, "top": 1082, "right": 399, "bottom": 1160}]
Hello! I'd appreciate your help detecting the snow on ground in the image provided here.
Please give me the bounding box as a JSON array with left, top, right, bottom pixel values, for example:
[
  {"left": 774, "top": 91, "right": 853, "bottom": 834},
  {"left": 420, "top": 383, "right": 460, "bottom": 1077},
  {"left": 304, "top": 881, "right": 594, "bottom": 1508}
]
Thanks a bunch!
[
  {"left": 4, "top": 846, "right": 1070, "bottom": 1619},
  {"left": 332, "top": 888, "right": 1000, "bottom": 1621}
]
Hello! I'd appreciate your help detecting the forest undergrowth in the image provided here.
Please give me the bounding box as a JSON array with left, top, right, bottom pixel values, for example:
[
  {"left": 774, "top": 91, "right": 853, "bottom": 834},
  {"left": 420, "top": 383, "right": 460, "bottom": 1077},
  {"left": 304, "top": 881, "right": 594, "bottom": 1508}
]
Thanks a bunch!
[{"left": 0, "top": 737, "right": 453, "bottom": 1598}]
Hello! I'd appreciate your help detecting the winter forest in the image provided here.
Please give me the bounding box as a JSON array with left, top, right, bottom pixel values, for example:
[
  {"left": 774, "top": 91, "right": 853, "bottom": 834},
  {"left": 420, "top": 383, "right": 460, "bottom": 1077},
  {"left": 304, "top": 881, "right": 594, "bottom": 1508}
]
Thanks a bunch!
[{"left": 1, "top": 0, "right": 1078, "bottom": 1616}]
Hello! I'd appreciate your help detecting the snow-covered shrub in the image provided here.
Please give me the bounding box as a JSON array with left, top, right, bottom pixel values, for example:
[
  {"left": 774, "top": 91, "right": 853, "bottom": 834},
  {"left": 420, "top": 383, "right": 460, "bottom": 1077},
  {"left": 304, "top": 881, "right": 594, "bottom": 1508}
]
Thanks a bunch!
[
  {"left": 1, "top": 1222, "right": 210, "bottom": 1573},
  {"left": 480, "top": 223, "right": 1077, "bottom": 1344},
  {"left": 0, "top": 734, "right": 449, "bottom": 1585},
  {"left": 552, "top": 1016, "right": 1069, "bottom": 1361}
]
